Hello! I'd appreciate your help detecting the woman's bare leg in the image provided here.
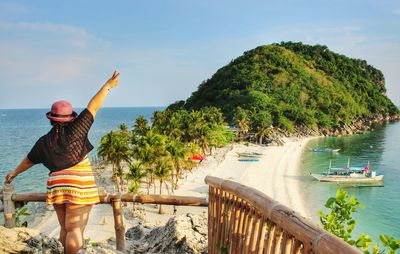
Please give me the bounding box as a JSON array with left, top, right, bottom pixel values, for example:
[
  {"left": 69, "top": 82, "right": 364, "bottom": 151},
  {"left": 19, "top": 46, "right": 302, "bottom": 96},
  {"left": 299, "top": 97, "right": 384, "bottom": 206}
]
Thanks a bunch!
[
  {"left": 65, "top": 204, "right": 93, "bottom": 254},
  {"left": 53, "top": 204, "right": 67, "bottom": 248}
]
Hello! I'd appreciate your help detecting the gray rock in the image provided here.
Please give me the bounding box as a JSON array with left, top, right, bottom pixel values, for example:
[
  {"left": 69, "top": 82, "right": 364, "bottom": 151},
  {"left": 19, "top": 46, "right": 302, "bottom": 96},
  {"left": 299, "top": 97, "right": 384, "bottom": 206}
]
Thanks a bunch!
[
  {"left": 125, "top": 223, "right": 150, "bottom": 241},
  {"left": 129, "top": 213, "right": 208, "bottom": 254},
  {"left": 0, "top": 226, "right": 63, "bottom": 253}
]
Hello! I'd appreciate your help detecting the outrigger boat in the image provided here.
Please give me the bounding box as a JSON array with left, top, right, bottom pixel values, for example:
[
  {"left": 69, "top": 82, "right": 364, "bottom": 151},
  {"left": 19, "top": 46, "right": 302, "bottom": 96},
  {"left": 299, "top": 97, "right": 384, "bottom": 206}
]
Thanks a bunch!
[
  {"left": 311, "top": 159, "right": 384, "bottom": 183},
  {"left": 236, "top": 152, "right": 263, "bottom": 157},
  {"left": 311, "top": 147, "right": 341, "bottom": 153},
  {"left": 236, "top": 152, "right": 262, "bottom": 162}
]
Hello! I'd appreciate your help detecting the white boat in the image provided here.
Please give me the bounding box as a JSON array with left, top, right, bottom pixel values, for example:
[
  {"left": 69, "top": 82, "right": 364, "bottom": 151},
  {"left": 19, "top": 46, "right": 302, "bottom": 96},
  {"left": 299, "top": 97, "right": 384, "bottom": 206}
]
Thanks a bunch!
[
  {"left": 311, "top": 147, "right": 341, "bottom": 153},
  {"left": 311, "top": 160, "right": 384, "bottom": 183}
]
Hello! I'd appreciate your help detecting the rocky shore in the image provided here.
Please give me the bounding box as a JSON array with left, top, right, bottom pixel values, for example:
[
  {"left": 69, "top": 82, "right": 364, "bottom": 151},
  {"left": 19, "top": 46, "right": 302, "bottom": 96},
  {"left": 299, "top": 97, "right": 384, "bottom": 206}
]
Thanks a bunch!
[
  {"left": 1, "top": 213, "right": 207, "bottom": 254},
  {"left": 266, "top": 114, "right": 400, "bottom": 146}
]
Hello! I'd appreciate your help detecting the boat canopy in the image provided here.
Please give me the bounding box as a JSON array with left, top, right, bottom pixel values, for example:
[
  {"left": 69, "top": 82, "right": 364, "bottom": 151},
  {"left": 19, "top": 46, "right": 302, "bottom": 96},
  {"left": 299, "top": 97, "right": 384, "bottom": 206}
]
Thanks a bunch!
[{"left": 330, "top": 167, "right": 369, "bottom": 172}]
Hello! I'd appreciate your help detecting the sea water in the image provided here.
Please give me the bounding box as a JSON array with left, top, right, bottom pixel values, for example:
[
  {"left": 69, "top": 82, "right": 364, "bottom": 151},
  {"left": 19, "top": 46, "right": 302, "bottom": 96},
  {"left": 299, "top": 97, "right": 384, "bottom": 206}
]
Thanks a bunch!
[
  {"left": 300, "top": 121, "right": 400, "bottom": 241},
  {"left": 0, "top": 107, "right": 163, "bottom": 194},
  {"left": 1, "top": 108, "right": 399, "bottom": 241}
]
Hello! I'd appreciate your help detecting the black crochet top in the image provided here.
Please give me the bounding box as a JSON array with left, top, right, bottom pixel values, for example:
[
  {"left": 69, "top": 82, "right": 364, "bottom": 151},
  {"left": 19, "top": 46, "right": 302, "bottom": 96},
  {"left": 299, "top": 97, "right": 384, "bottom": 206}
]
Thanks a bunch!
[{"left": 27, "top": 109, "right": 94, "bottom": 172}]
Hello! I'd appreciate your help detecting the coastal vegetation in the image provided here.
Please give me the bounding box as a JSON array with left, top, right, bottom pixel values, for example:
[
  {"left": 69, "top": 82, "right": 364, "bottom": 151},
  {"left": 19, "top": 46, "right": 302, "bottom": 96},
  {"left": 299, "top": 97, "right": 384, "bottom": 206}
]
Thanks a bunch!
[
  {"left": 320, "top": 189, "right": 400, "bottom": 253},
  {"left": 168, "top": 42, "right": 399, "bottom": 142},
  {"left": 97, "top": 108, "right": 233, "bottom": 212}
]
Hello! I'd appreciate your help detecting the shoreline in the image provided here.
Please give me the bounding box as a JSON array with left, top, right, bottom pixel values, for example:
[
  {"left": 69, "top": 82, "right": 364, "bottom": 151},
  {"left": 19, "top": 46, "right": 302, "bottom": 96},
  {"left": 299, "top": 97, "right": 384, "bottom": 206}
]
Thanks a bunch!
[{"left": 31, "top": 136, "right": 315, "bottom": 241}]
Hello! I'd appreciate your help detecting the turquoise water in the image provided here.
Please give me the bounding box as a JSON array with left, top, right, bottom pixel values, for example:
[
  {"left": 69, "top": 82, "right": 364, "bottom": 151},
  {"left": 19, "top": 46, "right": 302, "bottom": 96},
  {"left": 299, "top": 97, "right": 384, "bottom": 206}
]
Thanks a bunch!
[
  {"left": 0, "top": 107, "right": 163, "bottom": 193},
  {"left": 300, "top": 121, "right": 400, "bottom": 241}
]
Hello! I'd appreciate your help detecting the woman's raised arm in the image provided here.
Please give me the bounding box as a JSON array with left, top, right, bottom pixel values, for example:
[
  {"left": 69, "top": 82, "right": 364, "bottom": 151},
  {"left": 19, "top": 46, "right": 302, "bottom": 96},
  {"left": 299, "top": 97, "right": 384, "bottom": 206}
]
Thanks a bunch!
[{"left": 87, "top": 70, "right": 120, "bottom": 118}]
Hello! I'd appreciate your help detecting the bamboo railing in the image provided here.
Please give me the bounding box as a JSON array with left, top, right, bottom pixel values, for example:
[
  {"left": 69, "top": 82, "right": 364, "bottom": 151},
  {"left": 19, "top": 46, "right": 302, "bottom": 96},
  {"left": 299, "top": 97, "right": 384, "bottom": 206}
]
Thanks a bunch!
[
  {"left": 0, "top": 183, "right": 208, "bottom": 252},
  {"left": 205, "top": 176, "right": 362, "bottom": 254},
  {"left": 2, "top": 177, "right": 363, "bottom": 254}
]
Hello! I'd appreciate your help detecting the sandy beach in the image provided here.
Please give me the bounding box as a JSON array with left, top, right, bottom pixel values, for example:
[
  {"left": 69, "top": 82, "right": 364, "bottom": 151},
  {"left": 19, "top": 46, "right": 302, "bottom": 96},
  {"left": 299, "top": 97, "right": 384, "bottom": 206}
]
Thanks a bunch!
[{"left": 32, "top": 136, "right": 313, "bottom": 242}]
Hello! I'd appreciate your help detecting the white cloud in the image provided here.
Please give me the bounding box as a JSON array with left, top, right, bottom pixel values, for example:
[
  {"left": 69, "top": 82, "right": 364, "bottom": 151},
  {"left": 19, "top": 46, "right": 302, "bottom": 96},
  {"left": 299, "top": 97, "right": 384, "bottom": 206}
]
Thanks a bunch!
[
  {"left": 0, "top": 21, "right": 95, "bottom": 49},
  {"left": 0, "top": 21, "right": 103, "bottom": 88},
  {"left": 0, "top": 2, "right": 28, "bottom": 15}
]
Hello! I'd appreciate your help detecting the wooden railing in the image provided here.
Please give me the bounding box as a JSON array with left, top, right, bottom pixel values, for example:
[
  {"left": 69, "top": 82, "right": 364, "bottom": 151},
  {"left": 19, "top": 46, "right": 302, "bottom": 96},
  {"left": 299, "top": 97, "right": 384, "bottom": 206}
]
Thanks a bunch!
[
  {"left": 0, "top": 183, "right": 207, "bottom": 252},
  {"left": 2, "top": 178, "right": 363, "bottom": 254},
  {"left": 205, "top": 176, "right": 362, "bottom": 254}
]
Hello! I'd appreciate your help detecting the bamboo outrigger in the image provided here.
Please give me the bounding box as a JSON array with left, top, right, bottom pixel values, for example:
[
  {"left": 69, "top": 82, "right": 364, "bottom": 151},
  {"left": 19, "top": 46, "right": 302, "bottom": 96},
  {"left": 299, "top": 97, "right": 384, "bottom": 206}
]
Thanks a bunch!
[{"left": 1, "top": 177, "right": 361, "bottom": 253}]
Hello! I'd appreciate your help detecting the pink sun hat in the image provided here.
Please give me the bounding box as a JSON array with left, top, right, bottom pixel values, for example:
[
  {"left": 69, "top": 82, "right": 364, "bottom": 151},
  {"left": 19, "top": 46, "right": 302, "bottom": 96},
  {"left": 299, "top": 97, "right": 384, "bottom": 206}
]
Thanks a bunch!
[{"left": 46, "top": 100, "right": 78, "bottom": 122}]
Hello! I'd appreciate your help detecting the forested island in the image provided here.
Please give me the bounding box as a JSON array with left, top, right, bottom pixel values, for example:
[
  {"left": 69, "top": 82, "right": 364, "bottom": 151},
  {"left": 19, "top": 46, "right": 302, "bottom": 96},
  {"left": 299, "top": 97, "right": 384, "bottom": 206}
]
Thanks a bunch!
[{"left": 169, "top": 42, "right": 399, "bottom": 139}]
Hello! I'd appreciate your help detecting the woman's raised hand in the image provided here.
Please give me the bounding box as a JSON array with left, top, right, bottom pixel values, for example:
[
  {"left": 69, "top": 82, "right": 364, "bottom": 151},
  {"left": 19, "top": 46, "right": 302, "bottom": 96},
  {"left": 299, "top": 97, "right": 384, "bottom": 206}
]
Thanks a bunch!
[{"left": 105, "top": 70, "right": 120, "bottom": 89}]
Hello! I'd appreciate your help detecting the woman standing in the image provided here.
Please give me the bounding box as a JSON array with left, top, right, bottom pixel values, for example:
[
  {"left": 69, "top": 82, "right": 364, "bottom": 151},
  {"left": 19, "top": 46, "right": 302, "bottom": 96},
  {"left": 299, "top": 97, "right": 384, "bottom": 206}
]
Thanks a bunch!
[{"left": 5, "top": 71, "right": 120, "bottom": 254}]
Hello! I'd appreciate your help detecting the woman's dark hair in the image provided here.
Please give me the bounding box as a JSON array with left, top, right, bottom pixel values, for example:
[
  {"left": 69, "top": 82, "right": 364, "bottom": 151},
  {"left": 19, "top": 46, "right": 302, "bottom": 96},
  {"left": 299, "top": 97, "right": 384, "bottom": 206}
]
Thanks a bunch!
[{"left": 50, "top": 120, "right": 68, "bottom": 126}]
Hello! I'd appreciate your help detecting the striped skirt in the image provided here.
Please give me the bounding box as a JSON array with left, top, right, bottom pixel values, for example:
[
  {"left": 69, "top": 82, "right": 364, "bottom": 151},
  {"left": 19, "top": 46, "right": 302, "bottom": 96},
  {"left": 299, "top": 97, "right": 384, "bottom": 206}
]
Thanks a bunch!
[{"left": 47, "top": 157, "right": 101, "bottom": 205}]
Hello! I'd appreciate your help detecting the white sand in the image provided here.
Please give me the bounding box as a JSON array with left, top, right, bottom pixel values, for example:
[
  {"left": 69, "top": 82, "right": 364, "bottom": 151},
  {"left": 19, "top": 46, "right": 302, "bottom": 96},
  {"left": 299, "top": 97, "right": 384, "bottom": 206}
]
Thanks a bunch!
[
  {"left": 174, "top": 137, "right": 312, "bottom": 218},
  {"left": 32, "top": 137, "right": 313, "bottom": 242}
]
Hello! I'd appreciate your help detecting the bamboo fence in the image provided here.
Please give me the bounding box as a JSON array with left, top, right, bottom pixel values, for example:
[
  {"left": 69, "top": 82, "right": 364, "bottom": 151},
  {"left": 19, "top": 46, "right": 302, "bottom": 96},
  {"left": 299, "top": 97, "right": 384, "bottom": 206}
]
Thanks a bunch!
[
  {"left": 205, "top": 176, "right": 362, "bottom": 254},
  {"left": 1, "top": 176, "right": 363, "bottom": 254},
  {"left": 0, "top": 183, "right": 207, "bottom": 252}
]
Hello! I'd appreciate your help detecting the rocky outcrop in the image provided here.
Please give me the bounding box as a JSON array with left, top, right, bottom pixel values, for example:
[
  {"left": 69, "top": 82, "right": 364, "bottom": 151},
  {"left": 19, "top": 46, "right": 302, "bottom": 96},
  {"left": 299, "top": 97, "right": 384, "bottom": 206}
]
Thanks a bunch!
[
  {"left": 0, "top": 226, "right": 63, "bottom": 253},
  {"left": 264, "top": 113, "right": 400, "bottom": 145},
  {"left": 127, "top": 213, "right": 208, "bottom": 254}
]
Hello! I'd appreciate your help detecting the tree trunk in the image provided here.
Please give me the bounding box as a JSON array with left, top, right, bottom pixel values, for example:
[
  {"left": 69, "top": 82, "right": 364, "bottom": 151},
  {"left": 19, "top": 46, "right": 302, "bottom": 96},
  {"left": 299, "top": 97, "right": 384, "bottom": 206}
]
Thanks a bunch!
[
  {"left": 115, "top": 176, "right": 121, "bottom": 192},
  {"left": 174, "top": 165, "right": 181, "bottom": 190},
  {"left": 146, "top": 176, "right": 150, "bottom": 195},
  {"left": 158, "top": 180, "right": 164, "bottom": 214}
]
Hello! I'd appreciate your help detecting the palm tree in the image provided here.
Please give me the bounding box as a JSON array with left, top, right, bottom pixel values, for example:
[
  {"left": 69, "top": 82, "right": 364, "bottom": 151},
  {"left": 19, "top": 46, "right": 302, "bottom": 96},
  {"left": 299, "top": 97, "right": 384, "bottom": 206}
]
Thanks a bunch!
[
  {"left": 233, "top": 107, "right": 251, "bottom": 140},
  {"left": 132, "top": 130, "right": 168, "bottom": 194},
  {"left": 132, "top": 115, "right": 149, "bottom": 144},
  {"left": 153, "top": 157, "right": 174, "bottom": 214},
  {"left": 252, "top": 111, "right": 272, "bottom": 144},
  {"left": 98, "top": 131, "right": 131, "bottom": 192},
  {"left": 166, "top": 140, "right": 188, "bottom": 189},
  {"left": 126, "top": 162, "right": 147, "bottom": 194}
]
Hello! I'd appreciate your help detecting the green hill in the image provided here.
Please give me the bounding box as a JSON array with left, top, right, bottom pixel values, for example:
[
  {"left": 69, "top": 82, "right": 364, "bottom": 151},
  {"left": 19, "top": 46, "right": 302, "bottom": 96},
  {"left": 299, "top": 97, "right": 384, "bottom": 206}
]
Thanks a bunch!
[{"left": 173, "top": 42, "right": 398, "bottom": 131}]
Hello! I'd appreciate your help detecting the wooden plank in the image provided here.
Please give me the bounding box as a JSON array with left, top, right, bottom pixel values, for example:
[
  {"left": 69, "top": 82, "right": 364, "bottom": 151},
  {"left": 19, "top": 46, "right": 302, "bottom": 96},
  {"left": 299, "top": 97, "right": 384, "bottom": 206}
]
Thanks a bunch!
[
  {"left": 271, "top": 226, "right": 283, "bottom": 254},
  {"left": 224, "top": 193, "right": 236, "bottom": 250},
  {"left": 214, "top": 188, "right": 223, "bottom": 253},
  {"left": 291, "top": 240, "right": 302, "bottom": 254},
  {"left": 2, "top": 184, "right": 16, "bottom": 228},
  {"left": 230, "top": 197, "right": 244, "bottom": 254},
  {"left": 244, "top": 208, "right": 255, "bottom": 254},
  {"left": 256, "top": 218, "right": 267, "bottom": 254},
  {"left": 250, "top": 212, "right": 262, "bottom": 253},
  {"left": 280, "top": 231, "right": 289, "bottom": 254},
  {"left": 10, "top": 193, "right": 208, "bottom": 206},
  {"left": 239, "top": 204, "right": 250, "bottom": 252},
  {"left": 209, "top": 186, "right": 217, "bottom": 254},
  {"left": 111, "top": 194, "right": 125, "bottom": 252},
  {"left": 264, "top": 223, "right": 276, "bottom": 254},
  {"left": 285, "top": 235, "right": 294, "bottom": 254}
]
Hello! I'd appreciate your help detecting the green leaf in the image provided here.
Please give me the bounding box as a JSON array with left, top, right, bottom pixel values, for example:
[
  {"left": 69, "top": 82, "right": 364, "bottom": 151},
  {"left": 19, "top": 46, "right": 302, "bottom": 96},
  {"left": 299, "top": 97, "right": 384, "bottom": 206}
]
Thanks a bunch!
[{"left": 325, "top": 197, "right": 336, "bottom": 208}]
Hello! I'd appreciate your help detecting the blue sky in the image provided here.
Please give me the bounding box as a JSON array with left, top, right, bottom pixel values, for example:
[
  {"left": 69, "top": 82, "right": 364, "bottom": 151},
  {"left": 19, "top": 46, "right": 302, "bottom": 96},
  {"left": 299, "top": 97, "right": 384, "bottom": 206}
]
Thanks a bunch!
[{"left": 0, "top": 0, "right": 399, "bottom": 108}]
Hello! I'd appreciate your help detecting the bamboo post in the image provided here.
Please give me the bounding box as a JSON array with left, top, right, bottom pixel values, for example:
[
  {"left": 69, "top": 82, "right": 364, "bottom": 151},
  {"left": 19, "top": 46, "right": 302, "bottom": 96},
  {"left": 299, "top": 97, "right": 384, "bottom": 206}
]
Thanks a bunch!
[
  {"left": 111, "top": 193, "right": 125, "bottom": 252},
  {"left": 2, "top": 183, "right": 16, "bottom": 228}
]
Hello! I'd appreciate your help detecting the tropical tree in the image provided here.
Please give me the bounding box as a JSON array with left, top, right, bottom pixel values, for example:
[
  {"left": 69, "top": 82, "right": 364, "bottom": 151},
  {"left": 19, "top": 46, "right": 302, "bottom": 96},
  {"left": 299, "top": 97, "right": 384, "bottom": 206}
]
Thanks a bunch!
[
  {"left": 98, "top": 131, "right": 131, "bottom": 192},
  {"left": 252, "top": 111, "right": 273, "bottom": 144},
  {"left": 166, "top": 139, "right": 188, "bottom": 189},
  {"left": 233, "top": 106, "right": 251, "bottom": 139},
  {"left": 132, "top": 115, "right": 149, "bottom": 144},
  {"left": 132, "top": 130, "right": 168, "bottom": 194},
  {"left": 126, "top": 162, "right": 147, "bottom": 194},
  {"left": 153, "top": 157, "right": 174, "bottom": 214}
]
